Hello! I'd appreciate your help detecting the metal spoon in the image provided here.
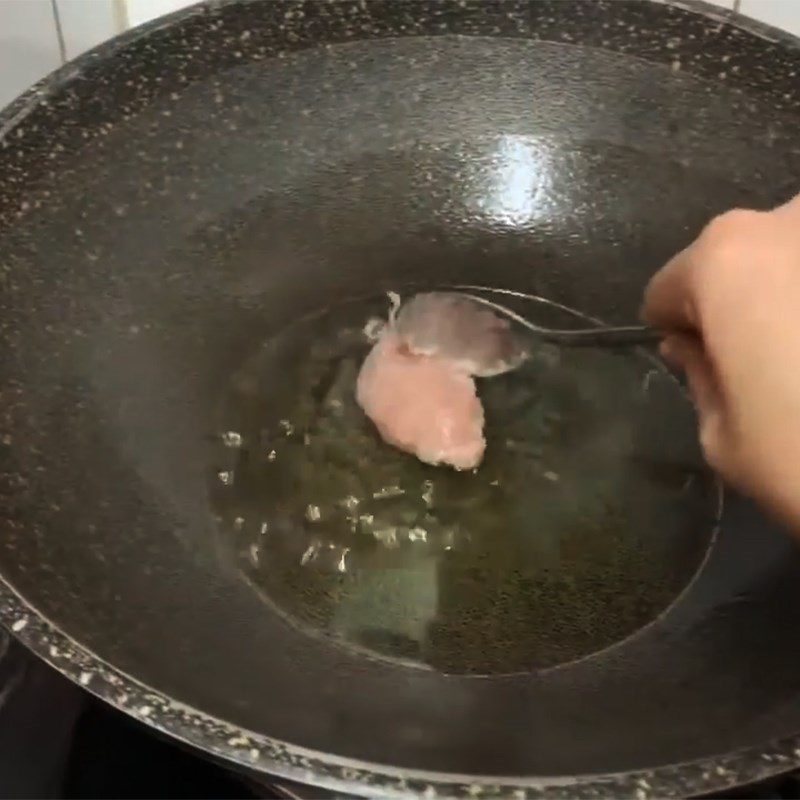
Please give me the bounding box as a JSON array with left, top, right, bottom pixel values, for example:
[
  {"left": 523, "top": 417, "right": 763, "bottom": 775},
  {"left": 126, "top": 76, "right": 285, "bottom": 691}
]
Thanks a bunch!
[{"left": 448, "top": 285, "right": 660, "bottom": 348}]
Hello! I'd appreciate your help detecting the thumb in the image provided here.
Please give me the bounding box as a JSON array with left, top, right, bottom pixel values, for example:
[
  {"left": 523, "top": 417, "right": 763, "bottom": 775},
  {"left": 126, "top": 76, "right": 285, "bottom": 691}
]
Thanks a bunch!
[{"left": 660, "top": 334, "right": 725, "bottom": 466}]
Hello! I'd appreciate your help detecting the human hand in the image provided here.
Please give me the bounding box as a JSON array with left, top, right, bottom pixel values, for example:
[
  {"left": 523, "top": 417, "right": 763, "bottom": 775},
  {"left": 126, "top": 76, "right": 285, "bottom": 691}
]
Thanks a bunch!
[{"left": 642, "top": 193, "right": 800, "bottom": 527}]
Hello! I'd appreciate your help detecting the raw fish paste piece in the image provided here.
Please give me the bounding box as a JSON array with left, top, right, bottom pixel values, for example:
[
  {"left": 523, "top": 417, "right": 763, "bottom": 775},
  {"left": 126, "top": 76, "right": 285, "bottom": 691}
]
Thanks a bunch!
[{"left": 356, "top": 330, "right": 485, "bottom": 470}]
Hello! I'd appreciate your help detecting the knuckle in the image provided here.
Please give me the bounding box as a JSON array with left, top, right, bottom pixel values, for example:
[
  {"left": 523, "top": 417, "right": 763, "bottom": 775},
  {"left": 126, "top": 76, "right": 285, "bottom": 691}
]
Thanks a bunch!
[
  {"left": 704, "top": 208, "right": 762, "bottom": 240},
  {"left": 693, "top": 209, "right": 765, "bottom": 279}
]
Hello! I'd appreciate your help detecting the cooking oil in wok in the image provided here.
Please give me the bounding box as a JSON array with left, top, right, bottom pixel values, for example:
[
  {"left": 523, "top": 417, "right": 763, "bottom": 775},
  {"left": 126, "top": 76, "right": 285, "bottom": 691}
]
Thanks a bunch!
[{"left": 210, "top": 295, "right": 717, "bottom": 674}]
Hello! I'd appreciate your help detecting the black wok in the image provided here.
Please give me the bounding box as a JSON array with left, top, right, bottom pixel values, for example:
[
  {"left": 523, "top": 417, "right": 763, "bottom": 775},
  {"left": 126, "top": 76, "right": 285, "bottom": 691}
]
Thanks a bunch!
[{"left": 2, "top": 0, "right": 800, "bottom": 796}]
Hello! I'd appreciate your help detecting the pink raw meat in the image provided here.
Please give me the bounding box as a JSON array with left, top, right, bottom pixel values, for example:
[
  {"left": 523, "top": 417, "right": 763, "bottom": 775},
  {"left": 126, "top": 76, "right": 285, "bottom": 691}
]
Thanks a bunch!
[{"left": 356, "top": 331, "right": 486, "bottom": 470}]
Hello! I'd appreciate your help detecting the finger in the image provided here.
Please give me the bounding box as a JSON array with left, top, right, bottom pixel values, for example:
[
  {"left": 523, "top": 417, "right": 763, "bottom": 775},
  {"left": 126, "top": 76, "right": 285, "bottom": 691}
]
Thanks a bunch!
[
  {"left": 660, "top": 333, "right": 720, "bottom": 419},
  {"left": 661, "top": 333, "right": 727, "bottom": 470},
  {"left": 641, "top": 247, "right": 699, "bottom": 332}
]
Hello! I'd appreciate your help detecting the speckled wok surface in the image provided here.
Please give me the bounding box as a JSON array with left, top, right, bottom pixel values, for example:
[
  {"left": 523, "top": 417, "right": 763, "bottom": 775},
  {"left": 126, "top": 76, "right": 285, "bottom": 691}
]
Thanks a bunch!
[{"left": 1, "top": 0, "right": 800, "bottom": 796}]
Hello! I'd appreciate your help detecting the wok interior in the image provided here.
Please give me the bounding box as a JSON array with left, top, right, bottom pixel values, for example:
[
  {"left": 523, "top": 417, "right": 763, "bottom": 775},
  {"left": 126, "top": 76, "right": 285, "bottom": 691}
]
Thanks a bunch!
[
  {"left": 211, "top": 271, "right": 723, "bottom": 676},
  {"left": 2, "top": 0, "right": 800, "bottom": 779}
]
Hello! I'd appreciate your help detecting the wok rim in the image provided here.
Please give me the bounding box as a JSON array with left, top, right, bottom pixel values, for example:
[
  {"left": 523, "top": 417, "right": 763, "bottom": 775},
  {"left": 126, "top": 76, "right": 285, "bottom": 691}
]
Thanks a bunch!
[{"left": 1, "top": 0, "right": 800, "bottom": 795}]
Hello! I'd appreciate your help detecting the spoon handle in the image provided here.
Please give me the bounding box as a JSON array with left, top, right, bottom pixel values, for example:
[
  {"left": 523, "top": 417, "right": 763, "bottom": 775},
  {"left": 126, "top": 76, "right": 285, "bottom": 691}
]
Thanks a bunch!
[
  {"left": 540, "top": 325, "right": 661, "bottom": 348},
  {"left": 449, "top": 290, "right": 660, "bottom": 348}
]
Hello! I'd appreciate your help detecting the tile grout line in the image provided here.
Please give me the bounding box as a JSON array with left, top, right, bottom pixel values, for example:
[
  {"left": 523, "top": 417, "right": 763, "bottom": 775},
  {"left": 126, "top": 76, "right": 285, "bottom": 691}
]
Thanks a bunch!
[
  {"left": 113, "top": 0, "right": 130, "bottom": 33},
  {"left": 49, "top": 0, "right": 67, "bottom": 64}
]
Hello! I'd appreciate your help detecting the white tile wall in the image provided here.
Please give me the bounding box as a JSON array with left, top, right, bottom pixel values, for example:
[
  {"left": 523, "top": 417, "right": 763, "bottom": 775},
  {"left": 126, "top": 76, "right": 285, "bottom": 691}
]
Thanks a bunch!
[
  {"left": 0, "top": 0, "right": 62, "bottom": 108},
  {"left": 124, "top": 0, "right": 193, "bottom": 28},
  {"left": 739, "top": 0, "right": 800, "bottom": 37}
]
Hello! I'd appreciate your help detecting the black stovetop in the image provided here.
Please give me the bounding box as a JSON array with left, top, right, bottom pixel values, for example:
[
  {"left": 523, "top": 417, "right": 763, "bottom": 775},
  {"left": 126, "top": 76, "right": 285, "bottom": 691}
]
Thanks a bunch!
[{"left": 0, "top": 631, "right": 280, "bottom": 799}]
